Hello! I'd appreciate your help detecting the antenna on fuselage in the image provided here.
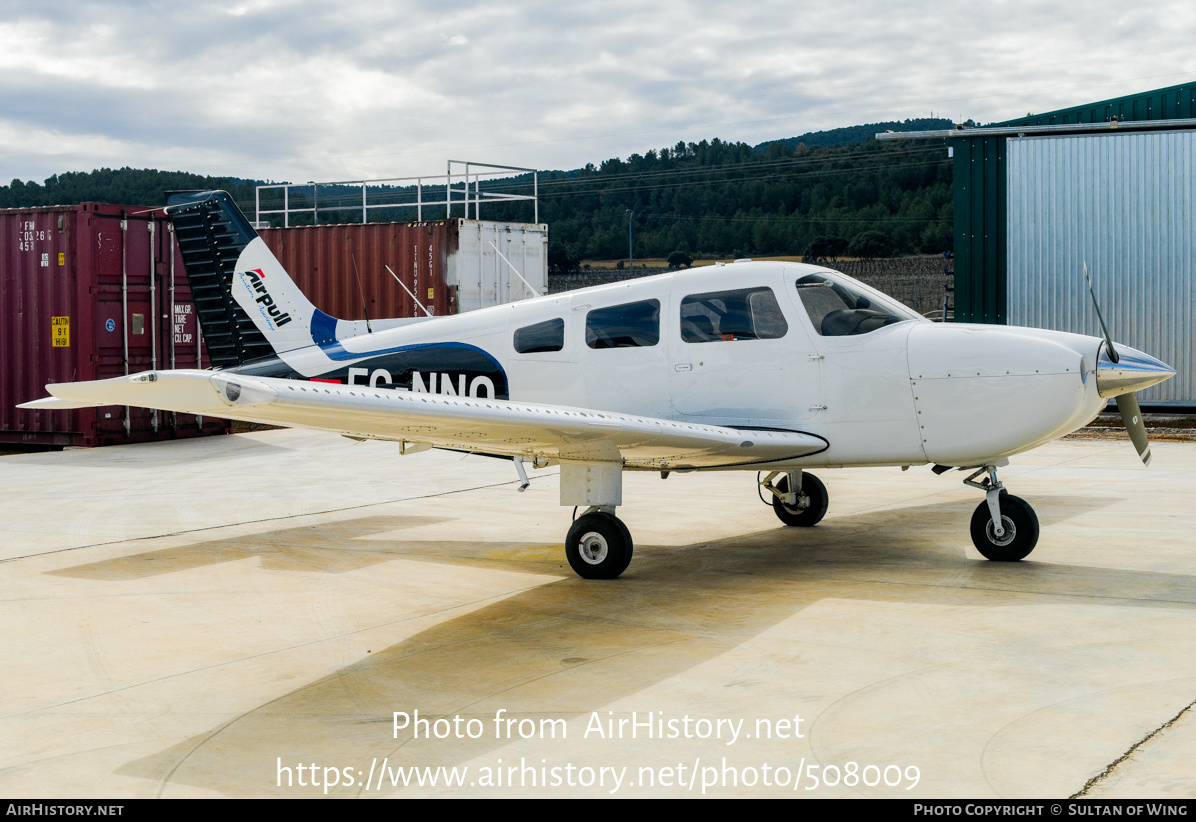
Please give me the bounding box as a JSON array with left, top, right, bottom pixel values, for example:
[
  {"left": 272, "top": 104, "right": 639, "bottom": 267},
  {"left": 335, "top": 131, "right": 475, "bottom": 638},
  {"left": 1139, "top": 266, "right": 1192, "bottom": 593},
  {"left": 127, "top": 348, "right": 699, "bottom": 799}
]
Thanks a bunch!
[
  {"left": 351, "top": 252, "right": 374, "bottom": 333},
  {"left": 384, "top": 264, "right": 435, "bottom": 318}
]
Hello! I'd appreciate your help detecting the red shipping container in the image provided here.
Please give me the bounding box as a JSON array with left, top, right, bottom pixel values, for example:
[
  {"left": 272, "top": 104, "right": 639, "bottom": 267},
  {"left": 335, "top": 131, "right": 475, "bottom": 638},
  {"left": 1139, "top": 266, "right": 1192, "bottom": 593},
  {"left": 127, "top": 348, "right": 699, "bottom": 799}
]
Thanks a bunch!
[
  {"left": 258, "top": 221, "right": 457, "bottom": 320},
  {"left": 1, "top": 202, "right": 229, "bottom": 447},
  {"left": 257, "top": 219, "right": 549, "bottom": 319}
]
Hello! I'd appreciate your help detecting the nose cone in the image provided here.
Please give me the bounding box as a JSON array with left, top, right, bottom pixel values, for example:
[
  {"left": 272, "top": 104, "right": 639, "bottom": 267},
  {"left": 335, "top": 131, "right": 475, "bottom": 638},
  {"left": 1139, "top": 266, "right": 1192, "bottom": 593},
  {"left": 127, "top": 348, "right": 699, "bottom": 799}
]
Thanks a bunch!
[{"left": 1096, "top": 343, "right": 1176, "bottom": 398}]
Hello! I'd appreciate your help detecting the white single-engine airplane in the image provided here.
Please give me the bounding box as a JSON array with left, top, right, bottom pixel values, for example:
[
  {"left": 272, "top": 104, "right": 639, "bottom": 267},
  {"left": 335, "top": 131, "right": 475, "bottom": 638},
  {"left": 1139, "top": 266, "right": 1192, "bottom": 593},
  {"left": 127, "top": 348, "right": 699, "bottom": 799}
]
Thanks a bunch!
[{"left": 23, "top": 191, "right": 1175, "bottom": 578}]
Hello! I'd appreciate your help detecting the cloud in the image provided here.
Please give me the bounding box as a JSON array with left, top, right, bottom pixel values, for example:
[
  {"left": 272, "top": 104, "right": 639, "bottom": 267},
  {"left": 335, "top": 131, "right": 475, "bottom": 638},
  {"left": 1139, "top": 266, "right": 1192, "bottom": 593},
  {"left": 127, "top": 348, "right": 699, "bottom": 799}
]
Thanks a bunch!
[{"left": 0, "top": 0, "right": 1194, "bottom": 184}]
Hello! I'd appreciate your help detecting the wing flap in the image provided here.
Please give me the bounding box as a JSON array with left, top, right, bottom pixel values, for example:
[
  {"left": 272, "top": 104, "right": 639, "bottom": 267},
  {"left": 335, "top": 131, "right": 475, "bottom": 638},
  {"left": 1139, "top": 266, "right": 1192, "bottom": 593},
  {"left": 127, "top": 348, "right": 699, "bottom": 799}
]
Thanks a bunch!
[{"left": 34, "top": 370, "right": 826, "bottom": 468}]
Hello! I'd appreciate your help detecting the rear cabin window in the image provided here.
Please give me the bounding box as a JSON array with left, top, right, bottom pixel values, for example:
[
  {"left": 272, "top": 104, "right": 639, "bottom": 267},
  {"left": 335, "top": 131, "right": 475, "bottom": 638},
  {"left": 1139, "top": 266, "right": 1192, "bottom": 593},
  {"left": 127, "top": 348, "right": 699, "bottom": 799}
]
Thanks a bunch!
[
  {"left": 795, "top": 273, "right": 912, "bottom": 336},
  {"left": 514, "top": 318, "right": 565, "bottom": 353},
  {"left": 586, "top": 300, "right": 660, "bottom": 349},
  {"left": 680, "top": 287, "right": 788, "bottom": 343}
]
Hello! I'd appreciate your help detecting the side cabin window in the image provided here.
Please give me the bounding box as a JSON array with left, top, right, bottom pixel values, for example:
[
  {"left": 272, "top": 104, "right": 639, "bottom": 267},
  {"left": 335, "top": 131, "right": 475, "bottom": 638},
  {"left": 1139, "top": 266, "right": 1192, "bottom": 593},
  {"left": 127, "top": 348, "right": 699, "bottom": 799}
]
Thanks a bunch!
[
  {"left": 795, "top": 273, "right": 912, "bottom": 336},
  {"left": 680, "top": 287, "right": 788, "bottom": 343},
  {"left": 586, "top": 299, "right": 660, "bottom": 349},
  {"left": 514, "top": 318, "right": 565, "bottom": 353}
]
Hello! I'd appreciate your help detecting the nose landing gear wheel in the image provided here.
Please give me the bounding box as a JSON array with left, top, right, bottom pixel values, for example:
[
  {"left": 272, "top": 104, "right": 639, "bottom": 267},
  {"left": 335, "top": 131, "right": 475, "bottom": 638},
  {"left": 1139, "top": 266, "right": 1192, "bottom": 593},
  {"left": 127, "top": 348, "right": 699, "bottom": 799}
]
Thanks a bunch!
[
  {"left": 772, "top": 473, "right": 828, "bottom": 527},
  {"left": 566, "top": 512, "right": 633, "bottom": 579},
  {"left": 969, "top": 492, "right": 1039, "bottom": 561}
]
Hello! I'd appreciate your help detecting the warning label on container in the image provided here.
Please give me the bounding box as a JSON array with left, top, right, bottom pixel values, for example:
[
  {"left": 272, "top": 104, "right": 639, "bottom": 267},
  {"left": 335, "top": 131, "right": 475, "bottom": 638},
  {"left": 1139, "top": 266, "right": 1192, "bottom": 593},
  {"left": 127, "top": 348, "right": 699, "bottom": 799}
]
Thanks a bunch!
[
  {"left": 52, "top": 316, "right": 69, "bottom": 347},
  {"left": 173, "top": 303, "right": 194, "bottom": 344}
]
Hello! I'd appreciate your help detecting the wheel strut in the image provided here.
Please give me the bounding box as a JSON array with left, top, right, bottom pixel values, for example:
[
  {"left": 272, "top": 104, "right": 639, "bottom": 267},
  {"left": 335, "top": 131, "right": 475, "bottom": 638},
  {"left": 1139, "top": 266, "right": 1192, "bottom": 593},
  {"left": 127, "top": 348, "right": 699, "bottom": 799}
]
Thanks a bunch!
[
  {"left": 760, "top": 470, "right": 803, "bottom": 507},
  {"left": 963, "top": 464, "right": 1006, "bottom": 537},
  {"left": 962, "top": 460, "right": 1040, "bottom": 562}
]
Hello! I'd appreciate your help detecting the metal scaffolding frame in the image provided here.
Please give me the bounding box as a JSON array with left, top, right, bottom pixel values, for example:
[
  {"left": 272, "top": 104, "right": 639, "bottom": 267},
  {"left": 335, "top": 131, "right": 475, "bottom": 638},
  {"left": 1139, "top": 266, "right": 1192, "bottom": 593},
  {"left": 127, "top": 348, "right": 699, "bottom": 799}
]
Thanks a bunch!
[{"left": 255, "top": 161, "right": 538, "bottom": 227}]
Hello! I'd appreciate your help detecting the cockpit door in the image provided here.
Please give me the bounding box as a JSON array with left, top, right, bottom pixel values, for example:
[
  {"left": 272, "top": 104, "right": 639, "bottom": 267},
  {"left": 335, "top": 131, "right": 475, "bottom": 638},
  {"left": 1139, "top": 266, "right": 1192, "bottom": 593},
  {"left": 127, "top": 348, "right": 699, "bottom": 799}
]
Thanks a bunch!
[
  {"left": 790, "top": 269, "right": 925, "bottom": 464},
  {"left": 668, "top": 273, "right": 822, "bottom": 425}
]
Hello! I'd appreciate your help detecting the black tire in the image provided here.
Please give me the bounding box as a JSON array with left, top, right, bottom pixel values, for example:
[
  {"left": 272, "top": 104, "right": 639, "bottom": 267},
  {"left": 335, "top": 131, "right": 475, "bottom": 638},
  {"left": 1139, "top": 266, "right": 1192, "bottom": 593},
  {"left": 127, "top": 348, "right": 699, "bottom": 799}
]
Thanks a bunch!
[
  {"left": 566, "top": 513, "right": 633, "bottom": 579},
  {"left": 772, "top": 473, "right": 828, "bottom": 527},
  {"left": 610, "top": 516, "right": 634, "bottom": 576},
  {"left": 969, "top": 492, "right": 1039, "bottom": 561}
]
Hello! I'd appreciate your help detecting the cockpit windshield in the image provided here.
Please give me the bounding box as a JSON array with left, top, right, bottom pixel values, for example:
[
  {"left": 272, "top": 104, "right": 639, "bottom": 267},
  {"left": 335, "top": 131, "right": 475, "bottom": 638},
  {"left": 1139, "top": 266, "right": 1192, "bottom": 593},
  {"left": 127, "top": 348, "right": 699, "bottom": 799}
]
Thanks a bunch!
[{"left": 794, "top": 272, "right": 922, "bottom": 336}]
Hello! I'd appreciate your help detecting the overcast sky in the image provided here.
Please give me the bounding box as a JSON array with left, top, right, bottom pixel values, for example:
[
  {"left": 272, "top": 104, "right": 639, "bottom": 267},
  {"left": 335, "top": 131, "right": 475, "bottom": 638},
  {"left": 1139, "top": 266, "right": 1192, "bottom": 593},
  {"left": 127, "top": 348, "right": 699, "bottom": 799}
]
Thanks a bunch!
[{"left": 2, "top": 0, "right": 1194, "bottom": 186}]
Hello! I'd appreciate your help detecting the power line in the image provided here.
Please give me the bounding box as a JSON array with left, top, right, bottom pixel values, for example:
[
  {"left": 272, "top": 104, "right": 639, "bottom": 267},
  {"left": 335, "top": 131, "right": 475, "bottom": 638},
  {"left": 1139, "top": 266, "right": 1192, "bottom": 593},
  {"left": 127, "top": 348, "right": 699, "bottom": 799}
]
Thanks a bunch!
[
  {"left": 256, "top": 149, "right": 950, "bottom": 212},
  {"left": 551, "top": 211, "right": 949, "bottom": 229}
]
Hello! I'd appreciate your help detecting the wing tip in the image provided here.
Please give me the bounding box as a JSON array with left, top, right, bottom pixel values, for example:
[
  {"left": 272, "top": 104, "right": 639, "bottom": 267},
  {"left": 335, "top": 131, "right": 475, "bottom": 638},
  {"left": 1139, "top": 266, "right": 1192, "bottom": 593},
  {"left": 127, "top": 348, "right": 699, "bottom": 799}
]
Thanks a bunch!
[{"left": 17, "top": 396, "right": 101, "bottom": 410}]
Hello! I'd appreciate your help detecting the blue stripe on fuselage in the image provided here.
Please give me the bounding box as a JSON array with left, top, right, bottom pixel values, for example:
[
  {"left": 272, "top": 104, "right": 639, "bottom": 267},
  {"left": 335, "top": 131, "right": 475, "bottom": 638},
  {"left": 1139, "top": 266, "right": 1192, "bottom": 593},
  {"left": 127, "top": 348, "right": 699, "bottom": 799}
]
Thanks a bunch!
[
  {"left": 307, "top": 311, "right": 507, "bottom": 381},
  {"left": 319, "top": 337, "right": 507, "bottom": 377}
]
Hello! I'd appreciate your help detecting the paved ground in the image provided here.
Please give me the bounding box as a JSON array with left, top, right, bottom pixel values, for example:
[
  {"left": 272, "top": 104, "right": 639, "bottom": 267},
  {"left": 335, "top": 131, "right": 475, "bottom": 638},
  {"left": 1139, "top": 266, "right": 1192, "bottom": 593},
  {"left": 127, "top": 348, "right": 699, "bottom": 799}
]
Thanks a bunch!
[{"left": 1, "top": 430, "right": 1194, "bottom": 798}]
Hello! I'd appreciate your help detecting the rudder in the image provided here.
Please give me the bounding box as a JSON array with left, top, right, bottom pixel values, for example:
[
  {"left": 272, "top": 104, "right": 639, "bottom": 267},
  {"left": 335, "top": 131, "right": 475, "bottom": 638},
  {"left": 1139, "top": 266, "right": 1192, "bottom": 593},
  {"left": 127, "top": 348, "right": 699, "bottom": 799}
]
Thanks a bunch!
[{"left": 166, "top": 191, "right": 322, "bottom": 367}]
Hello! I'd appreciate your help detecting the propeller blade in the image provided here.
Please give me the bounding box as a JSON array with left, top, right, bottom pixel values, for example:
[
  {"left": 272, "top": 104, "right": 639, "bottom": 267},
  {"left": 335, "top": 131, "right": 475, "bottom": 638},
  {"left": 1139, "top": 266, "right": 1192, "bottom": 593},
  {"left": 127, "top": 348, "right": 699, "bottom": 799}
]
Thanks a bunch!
[
  {"left": 1114, "top": 392, "right": 1152, "bottom": 466},
  {"left": 1083, "top": 262, "right": 1118, "bottom": 364}
]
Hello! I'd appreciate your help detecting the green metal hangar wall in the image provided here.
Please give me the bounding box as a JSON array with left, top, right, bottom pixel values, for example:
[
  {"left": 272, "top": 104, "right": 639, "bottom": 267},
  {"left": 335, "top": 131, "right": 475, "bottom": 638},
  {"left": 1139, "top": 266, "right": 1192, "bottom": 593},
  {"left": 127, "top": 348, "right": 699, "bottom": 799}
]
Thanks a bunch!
[{"left": 887, "top": 81, "right": 1196, "bottom": 406}]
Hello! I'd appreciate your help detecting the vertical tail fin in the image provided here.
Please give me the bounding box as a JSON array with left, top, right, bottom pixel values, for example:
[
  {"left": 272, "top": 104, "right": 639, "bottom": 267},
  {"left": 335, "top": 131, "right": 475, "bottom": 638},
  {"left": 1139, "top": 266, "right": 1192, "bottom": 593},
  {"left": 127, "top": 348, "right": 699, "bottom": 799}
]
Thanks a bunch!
[{"left": 166, "top": 191, "right": 327, "bottom": 367}]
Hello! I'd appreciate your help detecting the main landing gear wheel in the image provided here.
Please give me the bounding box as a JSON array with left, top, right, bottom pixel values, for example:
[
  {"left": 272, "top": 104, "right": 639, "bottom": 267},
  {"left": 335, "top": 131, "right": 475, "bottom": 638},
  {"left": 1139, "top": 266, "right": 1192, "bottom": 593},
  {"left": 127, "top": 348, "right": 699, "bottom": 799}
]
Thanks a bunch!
[
  {"left": 969, "top": 492, "right": 1039, "bottom": 561},
  {"left": 566, "top": 512, "right": 633, "bottom": 579},
  {"left": 772, "top": 473, "right": 828, "bottom": 527}
]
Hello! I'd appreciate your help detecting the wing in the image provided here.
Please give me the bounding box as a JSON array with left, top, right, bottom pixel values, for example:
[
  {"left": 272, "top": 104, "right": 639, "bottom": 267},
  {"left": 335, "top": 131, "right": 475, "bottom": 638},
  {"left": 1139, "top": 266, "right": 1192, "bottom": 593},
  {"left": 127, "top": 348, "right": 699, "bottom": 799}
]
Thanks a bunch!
[{"left": 24, "top": 370, "right": 827, "bottom": 470}]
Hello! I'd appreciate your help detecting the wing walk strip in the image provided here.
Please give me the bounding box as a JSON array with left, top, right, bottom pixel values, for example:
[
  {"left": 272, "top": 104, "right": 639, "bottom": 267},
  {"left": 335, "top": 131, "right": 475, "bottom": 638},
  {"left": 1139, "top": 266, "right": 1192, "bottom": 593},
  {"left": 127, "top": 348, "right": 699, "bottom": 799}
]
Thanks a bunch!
[{"left": 33, "top": 370, "right": 828, "bottom": 470}]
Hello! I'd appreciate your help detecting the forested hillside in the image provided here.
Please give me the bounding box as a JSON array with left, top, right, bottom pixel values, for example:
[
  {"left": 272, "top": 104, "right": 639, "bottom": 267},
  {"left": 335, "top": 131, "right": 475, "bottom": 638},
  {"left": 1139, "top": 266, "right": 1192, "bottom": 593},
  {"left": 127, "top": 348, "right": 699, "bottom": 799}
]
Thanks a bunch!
[
  {"left": 510, "top": 135, "right": 953, "bottom": 268},
  {"left": 752, "top": 117, "right": 953, "bottom": 151},
  {"left": 0, "top": 168, "right": 260, "bottom": 211},
  {"left": 0, "top": 119, "right": 954, "bottom": 265}
]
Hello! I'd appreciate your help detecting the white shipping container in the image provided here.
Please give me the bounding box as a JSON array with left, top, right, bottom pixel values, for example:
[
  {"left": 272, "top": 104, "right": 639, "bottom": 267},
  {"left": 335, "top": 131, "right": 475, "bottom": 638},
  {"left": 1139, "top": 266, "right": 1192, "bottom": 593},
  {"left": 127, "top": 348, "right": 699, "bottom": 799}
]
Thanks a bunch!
[{"left": 448, "top": 220, "right": 548, "bottom": 313}]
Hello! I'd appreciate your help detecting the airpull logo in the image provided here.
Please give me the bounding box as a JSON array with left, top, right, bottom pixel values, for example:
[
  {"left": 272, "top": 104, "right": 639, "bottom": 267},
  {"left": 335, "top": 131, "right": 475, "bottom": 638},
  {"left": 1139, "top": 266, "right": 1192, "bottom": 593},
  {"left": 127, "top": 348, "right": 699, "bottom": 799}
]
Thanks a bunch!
[{"left": 242, "top": 268, "right": 293, "bottom": 327}]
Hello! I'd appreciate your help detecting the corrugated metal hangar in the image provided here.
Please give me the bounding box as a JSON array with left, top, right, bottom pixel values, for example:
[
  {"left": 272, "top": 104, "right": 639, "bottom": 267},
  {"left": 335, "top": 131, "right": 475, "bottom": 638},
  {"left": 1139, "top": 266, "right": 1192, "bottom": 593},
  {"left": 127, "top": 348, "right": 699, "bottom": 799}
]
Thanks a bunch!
[{"left": 888, "top": 81, "right": 1195, "bottom": 405}]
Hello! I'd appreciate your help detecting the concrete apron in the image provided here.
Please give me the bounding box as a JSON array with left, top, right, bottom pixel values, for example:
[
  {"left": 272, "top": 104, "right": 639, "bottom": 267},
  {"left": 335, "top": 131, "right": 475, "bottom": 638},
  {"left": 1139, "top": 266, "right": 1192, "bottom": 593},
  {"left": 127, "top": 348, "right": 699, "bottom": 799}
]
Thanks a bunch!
[{"left": 1, "top": 430, "right": 1194, "bottom": 798}]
